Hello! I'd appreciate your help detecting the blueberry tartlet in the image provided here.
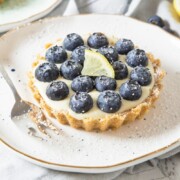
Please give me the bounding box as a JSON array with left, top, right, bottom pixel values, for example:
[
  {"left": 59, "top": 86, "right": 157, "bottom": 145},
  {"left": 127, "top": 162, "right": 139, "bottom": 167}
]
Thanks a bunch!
[{"left": 29, "top": 33, "right": 164, "bottom": 131}]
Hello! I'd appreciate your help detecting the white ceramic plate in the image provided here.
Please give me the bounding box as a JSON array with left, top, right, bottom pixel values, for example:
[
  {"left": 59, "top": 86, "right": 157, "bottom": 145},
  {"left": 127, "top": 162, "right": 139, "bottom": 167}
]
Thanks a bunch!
[
  {"left": 0, "top": 15, "right": 180, "bottom": 174},
  {"left": 0, "top": 0, "right": 62, "bottom": 33}
]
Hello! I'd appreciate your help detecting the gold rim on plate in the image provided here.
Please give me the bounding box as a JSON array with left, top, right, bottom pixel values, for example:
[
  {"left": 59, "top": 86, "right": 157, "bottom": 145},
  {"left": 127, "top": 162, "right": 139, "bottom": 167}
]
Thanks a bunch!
[{"left": 0, "top": 138, "right": 179, "bottom": 169}]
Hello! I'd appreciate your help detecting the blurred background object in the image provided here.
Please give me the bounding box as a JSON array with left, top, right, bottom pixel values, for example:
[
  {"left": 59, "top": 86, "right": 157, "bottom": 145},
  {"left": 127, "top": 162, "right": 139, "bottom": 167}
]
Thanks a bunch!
[
  {"left": 0, "top": 0, "right": 62, "bottom": 33},
  {"left": 0, "top": 0, "right": 179, "bottom": 36},
  {"left": 50, "top": 0, "right": 180, "bottom": 36},
  {"left": 173, "top": 0, "right": 180, "bottom": 16}
]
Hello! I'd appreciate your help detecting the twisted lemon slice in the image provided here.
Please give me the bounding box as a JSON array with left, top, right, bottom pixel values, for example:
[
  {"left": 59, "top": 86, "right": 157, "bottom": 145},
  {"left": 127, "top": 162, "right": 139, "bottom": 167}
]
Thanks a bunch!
[{"left": 82, "top": 50, "right": 115, "bottom": 78}]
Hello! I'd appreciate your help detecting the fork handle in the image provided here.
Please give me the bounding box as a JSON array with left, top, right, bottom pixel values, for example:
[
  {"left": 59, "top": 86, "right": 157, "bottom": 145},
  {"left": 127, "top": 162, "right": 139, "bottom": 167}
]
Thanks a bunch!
[{"left": 0, "top": 65, "right": 20, "bottom": 101}]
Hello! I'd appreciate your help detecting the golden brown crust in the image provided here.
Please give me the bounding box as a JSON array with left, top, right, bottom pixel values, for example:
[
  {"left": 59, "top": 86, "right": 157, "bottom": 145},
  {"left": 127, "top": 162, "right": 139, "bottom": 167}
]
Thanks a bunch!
[
  {"left": 0, "top": 0, "right": 4, "bottom": 3},
  {"left": 28, "top": 53, "right": 165, "bottom": 131}
]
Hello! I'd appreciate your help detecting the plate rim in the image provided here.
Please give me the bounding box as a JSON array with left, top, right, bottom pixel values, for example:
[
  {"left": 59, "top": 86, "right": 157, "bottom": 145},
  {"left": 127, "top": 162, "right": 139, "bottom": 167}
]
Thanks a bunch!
[
  {"left": 1, "top": 14, "right": 179, "bottom": 41},
  {"left": 0, "top": 138, "right": 180, "bottom": 171},
  {"left": 0, "top": 14, "right": 180, "bottom": 172}
]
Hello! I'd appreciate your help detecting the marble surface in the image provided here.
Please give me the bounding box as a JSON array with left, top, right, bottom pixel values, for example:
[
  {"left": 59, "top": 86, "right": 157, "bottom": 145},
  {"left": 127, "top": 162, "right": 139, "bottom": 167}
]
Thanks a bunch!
[{"left": 0, "top": 0, "right": 180, "bottom": 179}]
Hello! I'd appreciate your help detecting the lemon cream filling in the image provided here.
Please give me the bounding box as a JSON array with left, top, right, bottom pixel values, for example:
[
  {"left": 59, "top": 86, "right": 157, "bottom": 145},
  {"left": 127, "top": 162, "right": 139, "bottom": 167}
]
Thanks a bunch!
[{"left": 32, "top": 38, "right": 155, "bottom": 120}]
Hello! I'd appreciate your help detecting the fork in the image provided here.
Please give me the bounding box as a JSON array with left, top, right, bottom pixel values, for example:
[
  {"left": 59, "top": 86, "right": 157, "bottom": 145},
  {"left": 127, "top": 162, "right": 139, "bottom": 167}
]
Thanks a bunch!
[
  {"left": 0, "top": 65, "right": 60, "bottom": 136},
  {"left": 0, "top": 65, "right": 31, "bottom": 118}
]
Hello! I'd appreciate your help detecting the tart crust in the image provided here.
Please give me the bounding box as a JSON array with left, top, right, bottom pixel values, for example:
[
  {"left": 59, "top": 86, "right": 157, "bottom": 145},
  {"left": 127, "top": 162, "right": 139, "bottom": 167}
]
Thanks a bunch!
[{"left": 28, "top": 53, "right": 165, "bottom": 131}]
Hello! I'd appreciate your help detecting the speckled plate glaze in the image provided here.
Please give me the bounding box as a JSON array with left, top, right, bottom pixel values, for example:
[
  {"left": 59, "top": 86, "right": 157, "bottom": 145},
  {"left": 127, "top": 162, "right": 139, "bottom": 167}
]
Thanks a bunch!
[
  {"left": 0, "top": 15, "right": 180, "bottom": 173},
  {"left": 0, "top": 0, "right": 62, "bottom": 33}
]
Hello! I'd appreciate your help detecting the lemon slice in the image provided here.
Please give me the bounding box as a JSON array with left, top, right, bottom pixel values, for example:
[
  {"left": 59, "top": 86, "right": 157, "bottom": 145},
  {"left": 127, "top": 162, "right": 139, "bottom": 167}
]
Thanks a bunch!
[
  {"left": 173, "top": 0, "right": 180, "bottom": 16},
  {"left": 82, "top": 50, "right": 115, "bottom": 78}
]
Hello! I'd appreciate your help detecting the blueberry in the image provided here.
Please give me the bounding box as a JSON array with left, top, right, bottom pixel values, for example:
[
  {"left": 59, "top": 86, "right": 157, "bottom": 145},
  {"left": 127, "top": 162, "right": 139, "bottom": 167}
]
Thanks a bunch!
[
  {"left": 112, "top": 61, "right": 128, "bottom": 80},
  {"left": 71, "top": 75, "right": 94, "bottom": 92},
  {"left": 115, "top": 39, "right": 134, "bottom": 55},
  {"left": 126, "top": 49, "right": 148, "bottom": 67},
  {"left": 97, "top": 46, "right": 118, "bottom": 64},
  {"left": 63, "top": 33, "right": 84, "bottom": 51},
  {"left": 46, "top": 81, "right": 69, "bottom": 100},
  {"left": 119, "top": 80, "right": 142, "bottom": 101},
  {"left": 70, "top": 92, "right": 93, "bottom": 113},
  {"left": 147, "top": 15, "right": 165, "bottom": 27},
  {"left": 35, "top": 62, "right": 59, "bottom": 82},
  {"left": 60, "top": 60, "right": 82, "bottom": 80},
  {"left": 95, "top": 76, "right": 117, "bottom": 92},
  {"left": 130, "top": 66, "right": 152, "bottom": 86},
  {"left": 45, "top": 45, "right": 67, "bottom": 64},
  {"left": 71, "top": 46, "right": 90, "bottom": 65},
  {"left": 87, "top": 32, "right": 109, "bottom": 49},
  {"left": 97, "top": 90, "right": 121, "bottom": 113}
]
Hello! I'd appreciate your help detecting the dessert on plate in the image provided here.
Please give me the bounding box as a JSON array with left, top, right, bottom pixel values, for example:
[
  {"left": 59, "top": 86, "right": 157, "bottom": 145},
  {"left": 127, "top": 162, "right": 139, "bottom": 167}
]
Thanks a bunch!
[{"left": 29, "top": 32, "right": 164, "bottom": 131}]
